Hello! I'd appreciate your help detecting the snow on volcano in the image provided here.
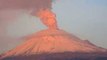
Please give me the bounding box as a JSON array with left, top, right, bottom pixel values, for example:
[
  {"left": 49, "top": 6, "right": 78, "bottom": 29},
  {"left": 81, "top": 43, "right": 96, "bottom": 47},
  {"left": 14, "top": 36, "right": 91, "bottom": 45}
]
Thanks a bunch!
[{"left": 1, "top": 29, "right": 107, "bottom": 59}]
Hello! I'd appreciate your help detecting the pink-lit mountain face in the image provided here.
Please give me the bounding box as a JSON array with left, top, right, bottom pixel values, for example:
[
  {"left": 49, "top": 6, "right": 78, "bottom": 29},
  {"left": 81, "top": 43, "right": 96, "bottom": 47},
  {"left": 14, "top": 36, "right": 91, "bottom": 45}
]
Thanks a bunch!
[
  {"left": 0, "top": 29, "right": 107, "bottom": 59},
  {"left": 1, "top": 0, "right": 107, "bottom": 60}
]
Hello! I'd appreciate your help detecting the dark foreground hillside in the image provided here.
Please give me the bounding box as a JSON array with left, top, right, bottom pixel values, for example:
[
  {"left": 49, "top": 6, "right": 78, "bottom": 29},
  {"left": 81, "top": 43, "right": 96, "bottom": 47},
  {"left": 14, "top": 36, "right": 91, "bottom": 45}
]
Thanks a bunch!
[{"left": 1, "top": 52, "right": 107, "bottom": 60}]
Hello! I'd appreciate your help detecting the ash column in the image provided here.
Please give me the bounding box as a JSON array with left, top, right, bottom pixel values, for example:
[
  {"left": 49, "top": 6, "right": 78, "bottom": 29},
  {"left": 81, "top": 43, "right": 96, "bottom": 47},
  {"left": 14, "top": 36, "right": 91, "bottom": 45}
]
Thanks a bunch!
[{"left": 37, "top": 9, "right": 58, "bottom": 29}]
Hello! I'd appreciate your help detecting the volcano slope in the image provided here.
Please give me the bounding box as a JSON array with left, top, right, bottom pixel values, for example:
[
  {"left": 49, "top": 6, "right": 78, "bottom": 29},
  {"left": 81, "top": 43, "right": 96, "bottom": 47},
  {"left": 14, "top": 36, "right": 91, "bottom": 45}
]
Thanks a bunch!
[{"left": 0, "top": 29, "right": 107, "bottom": 60}]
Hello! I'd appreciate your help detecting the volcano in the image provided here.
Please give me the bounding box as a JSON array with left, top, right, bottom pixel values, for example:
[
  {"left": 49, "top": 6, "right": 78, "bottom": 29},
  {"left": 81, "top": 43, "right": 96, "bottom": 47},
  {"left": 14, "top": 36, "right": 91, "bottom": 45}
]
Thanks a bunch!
[
  {"left": 0, "top": 29, "right": 107, "bottom": 60},
  {"left": 1, "top": 8, "right": 107, "bottom": 60}
]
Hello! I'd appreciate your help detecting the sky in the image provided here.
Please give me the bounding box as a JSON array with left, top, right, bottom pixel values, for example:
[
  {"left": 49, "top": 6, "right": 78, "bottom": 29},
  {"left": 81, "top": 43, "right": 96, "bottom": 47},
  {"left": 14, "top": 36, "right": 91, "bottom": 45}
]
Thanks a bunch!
[{"left": 0, "top": 0, "right": 107, "bottom": 53}]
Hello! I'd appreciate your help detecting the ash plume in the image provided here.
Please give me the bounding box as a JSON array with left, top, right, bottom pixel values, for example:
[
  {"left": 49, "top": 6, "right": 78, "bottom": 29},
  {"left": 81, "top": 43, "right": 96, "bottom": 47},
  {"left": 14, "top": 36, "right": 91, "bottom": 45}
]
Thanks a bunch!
[
  {"left": 36, "top": 9, "right": 58, "bottom": 29},
  {"left": 0, "top": 0, "right": 55, "bottom": 53},
  {"left": 0, "top": 0, "right": 54, "bottom": 35},
  {"left": 0, "top": 0, "right": 52, "bottom": 14},
  {"left": 0, "top": 0, "right": 53, "bottom": 24}
]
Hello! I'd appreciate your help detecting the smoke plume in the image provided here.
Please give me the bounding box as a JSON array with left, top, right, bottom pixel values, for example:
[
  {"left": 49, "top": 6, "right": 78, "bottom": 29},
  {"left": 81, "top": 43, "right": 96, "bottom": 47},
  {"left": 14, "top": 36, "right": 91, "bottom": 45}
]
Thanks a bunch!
[
  {"left": 0, "top": 0, "right": 52, "bottom": 14},
  {"left": 36, "top": 9, "right": 58, "bottom": 29},
  {"left": 0, "top": 0, "right": 55, "bottom": 53},
  {"left": 0, "top": 0, "right": 54, "bottom": 36}
]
